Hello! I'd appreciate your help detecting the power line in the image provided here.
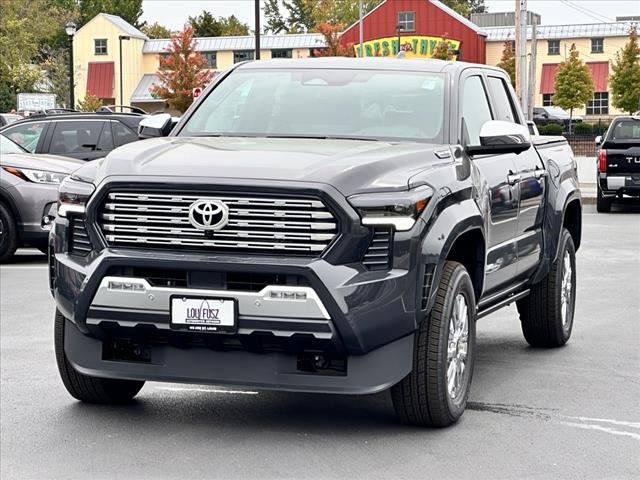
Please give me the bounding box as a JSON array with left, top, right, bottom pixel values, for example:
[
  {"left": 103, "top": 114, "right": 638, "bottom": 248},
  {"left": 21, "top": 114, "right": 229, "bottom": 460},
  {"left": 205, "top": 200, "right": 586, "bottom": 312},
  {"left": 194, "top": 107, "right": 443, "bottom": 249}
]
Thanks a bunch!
[{"left": 559, "top": 0, "right": 615, "bottom": 24}]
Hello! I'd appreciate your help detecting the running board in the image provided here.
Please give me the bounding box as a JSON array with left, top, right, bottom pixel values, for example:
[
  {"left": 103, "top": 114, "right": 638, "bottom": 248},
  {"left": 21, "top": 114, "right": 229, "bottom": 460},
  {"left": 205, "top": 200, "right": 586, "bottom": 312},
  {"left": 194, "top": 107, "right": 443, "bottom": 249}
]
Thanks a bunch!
[{"left": 476, "top": 289, "right": 530, "bottom": 320}]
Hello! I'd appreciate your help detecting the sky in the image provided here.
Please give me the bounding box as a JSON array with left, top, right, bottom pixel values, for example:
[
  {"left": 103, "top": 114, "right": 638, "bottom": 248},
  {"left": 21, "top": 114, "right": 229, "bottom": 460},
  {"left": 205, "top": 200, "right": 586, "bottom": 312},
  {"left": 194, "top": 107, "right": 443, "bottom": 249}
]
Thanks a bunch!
[{"left": 141, "top": 0, "right": 640, "bottom": 31}]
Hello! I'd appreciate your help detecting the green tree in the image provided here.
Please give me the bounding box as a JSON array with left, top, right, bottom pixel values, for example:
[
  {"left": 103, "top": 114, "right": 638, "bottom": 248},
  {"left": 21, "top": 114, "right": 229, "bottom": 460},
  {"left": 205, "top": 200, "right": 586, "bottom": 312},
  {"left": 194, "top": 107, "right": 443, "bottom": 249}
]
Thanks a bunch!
[
  {"left": 552, "top": 44, "right": 594, "bottom": 133},
  {"left": 142, "top": 22, "right": 172, "bottom": 39},
  {"left": 189, "top": 11, "right": 222, "bottom": 37},
  {"left": 217, "top": 15, "right": 250, "bottom": 36},
  {"left": 150, "top": 26, "right": 213, "bottom": 113},
  {"left": 77, "top": 93, "right": 103, "bottom": 112},
  {"left": 610, "top": 25, "right": 640, "bottom": 114},
  {"left": 263, "top": 0, "right": 287, "bottom": 33},
  {"left": 497, "top": 41, "right": 516, "bottom": 87},
  {"left": 442, "top": 0, "right": 486, "bottom": 18},
  {"left": 431, "top": 38, "right": 455, "bottom": 60},
  {"left": 42, "top": 49, "right": 71, "bottom": 107},
  {"left": 78, "top": 0, "right": 144, "bottom": 29}
]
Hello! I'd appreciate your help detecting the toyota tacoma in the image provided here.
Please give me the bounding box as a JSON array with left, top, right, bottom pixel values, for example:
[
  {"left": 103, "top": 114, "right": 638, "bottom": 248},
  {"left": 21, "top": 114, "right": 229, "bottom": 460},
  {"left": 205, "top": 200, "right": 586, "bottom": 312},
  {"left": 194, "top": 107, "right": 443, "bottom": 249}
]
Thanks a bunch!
[{"left": 50, "top": 58, "right": 581, "bottom": 427}]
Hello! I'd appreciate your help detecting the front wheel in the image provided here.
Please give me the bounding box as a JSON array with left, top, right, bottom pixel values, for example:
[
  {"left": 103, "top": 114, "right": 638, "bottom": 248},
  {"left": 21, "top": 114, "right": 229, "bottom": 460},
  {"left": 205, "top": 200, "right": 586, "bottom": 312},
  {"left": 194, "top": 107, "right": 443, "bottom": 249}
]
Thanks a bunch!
[
  {"left": 54, "top": 310, "right": 145, "bottom": 403},
  {"left": 391, "top": 261, "right": 476, "bottom": 427},
  {"left": 516, "top": 228, "right": 576, "bottom": 347},
  {"left": 0, "top": 203, "right": 18, "bottom": 263}
]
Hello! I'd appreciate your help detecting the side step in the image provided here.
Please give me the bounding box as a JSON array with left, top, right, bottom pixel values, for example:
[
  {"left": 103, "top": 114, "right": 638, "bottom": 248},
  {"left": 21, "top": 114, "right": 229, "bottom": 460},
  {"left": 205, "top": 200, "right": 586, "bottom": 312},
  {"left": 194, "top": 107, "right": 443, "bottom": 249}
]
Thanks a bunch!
[{"left": 476, "top": 289, "right": 530, "bottom": 320}]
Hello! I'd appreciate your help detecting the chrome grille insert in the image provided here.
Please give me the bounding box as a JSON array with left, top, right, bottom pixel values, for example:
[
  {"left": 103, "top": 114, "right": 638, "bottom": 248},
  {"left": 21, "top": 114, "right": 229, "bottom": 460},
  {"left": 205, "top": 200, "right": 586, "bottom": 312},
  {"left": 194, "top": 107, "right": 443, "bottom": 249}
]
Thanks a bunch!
[{"left": 99, "top": 191, "right": 338, "bottom": 255}]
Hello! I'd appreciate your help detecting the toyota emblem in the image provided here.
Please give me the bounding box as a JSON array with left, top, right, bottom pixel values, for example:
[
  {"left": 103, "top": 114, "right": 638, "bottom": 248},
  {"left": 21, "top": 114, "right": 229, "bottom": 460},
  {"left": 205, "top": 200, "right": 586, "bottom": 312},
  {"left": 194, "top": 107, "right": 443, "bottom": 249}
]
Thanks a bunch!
[{"left": 188, "top": 199, "right": 229, "bottom": 230}]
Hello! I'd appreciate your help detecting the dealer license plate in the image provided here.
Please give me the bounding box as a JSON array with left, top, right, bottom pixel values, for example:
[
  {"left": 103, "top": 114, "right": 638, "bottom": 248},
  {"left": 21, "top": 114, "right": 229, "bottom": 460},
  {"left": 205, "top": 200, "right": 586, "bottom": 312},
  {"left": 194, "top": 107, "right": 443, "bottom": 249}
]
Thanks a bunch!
[{"left": 170, "top": 296, "right": 237, "bottom": 333}]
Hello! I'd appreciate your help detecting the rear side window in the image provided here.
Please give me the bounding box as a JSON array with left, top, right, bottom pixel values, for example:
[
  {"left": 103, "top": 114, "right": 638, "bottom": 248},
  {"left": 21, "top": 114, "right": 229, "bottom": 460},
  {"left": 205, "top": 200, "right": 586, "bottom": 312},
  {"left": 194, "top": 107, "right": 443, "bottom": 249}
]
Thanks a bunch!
[
  {"left": 462, "top": 76, "right": 493, "bottom": 146},
  {"left": 112, "top": 121, "right": 138, "bottom": 147},
  {"left": 487, "top": 76, "right": 520, "bottom": 123},
  {"left": 3, "top": 122, "right": 45, "bottom": 152},
  {"left": 49, "top": 121, "right": 104, "bottom": 155}
]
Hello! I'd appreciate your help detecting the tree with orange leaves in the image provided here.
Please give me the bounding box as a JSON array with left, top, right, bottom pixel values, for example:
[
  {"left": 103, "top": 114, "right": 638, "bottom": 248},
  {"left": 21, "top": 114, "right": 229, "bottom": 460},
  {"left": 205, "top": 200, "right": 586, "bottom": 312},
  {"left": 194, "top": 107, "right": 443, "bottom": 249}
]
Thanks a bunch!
[
  {"left": 313, "top": 22, "right": 355, "bottom": 57},
  {"left": 150, "top": 26, "right": 213, "bottom": 113}
]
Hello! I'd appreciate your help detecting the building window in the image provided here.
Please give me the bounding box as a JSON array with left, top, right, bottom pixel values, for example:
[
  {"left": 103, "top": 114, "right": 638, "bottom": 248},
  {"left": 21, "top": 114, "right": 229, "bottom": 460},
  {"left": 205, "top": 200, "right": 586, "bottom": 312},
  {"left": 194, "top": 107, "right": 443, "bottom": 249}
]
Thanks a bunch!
[
  {"left": 542, "top": 94, "right": 554, "bottom": 106},
  {"left": 591, "top": 37, "right": 604, "bottom": 54},
  {"left": 547, "top": 39, "right": 560, "bottom": 55},
  {"left": 586, "top": 92, "right": 609, "bottom": 115},
  {"left": 234, "top": 50, "right": 255, "bottom": 63},
  {"left": 203, "top": 51, "right": 217, "bottom": 68},
  {"left": 94, "top": 39, "right": 108, "bottom": 55},
  {"left": 397, "top": 11, "right": 415, "bottom": 32},
  {"left": 271, "top": 49, "right": 292, "bottom": 59}
]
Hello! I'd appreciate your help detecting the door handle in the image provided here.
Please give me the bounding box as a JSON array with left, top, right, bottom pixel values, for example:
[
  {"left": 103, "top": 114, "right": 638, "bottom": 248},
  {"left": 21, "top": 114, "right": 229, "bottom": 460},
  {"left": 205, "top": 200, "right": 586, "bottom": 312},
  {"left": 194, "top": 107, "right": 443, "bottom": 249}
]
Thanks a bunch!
[
  {"left": 534, "top": 168, "right": 548, "bottom": 179},
  {"left": 507, "top": 173, "right": 521, "bottom": 186}
]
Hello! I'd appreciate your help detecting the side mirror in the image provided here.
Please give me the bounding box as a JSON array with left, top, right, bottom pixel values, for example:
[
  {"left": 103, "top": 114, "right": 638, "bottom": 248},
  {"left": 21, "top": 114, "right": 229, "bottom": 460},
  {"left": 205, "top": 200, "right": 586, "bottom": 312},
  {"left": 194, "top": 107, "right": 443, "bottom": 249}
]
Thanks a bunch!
[
  {"left": 138, "top": 113, "right": 176, "bottom": 139},
  {"left": 466, "top": 120, "right": 532, "bottom": 156},
  {"left": 595, "top": 135, "right": 602, "bottom": 145},
  {"left": 526, "top": 120, "right": 539, "bottom": 136}
]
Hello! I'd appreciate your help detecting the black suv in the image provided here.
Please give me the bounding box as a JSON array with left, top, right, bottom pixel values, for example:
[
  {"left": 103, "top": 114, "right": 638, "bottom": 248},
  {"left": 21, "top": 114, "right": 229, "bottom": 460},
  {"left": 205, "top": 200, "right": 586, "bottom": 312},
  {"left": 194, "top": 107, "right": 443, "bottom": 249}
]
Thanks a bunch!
[{"left": 0, "top": 110, "right": 143, "bottom": 161}]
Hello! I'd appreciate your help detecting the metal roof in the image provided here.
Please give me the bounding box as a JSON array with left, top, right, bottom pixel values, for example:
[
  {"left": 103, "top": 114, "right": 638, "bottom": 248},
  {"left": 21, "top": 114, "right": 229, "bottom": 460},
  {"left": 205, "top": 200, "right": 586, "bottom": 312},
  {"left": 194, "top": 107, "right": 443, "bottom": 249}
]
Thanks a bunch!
[
  {"left": 484, "top": 22, "right": 633, "bottom": 41},
  {"left": 143, "top": 33, "right": 327, "bottom": 53},
  {"left": 100, "top": 13, "right": 148, "bottom": 40},
  {"left": 130, "top": 74, "right": 163, "bottom": 103}
]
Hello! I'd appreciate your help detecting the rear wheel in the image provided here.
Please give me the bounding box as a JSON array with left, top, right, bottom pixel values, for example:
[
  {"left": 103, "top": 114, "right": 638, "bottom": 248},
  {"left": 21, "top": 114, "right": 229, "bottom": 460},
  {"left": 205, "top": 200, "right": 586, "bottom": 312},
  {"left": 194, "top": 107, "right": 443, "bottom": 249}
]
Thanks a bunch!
[
  {"left": 596, "top": 184, "right": 612, "bottom": 213},
  {"left": 54, "top": 310, "right": 145, "bottom": 403},
  {"left": 391, "top": 261, "right": 476, "bottom": 427},
  {"left": 0, "top": 203, "right": 18, "bottom": 263},
  {"left": 516, "top": 228, "right": 576, "bottom": 347}
]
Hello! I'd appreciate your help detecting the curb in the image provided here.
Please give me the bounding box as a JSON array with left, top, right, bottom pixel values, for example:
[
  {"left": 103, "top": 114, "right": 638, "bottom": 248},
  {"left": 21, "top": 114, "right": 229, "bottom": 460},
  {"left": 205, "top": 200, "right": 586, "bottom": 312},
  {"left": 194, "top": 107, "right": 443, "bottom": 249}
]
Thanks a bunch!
[{"left": 579, "top": 182, "right": 596, "bottom": 205}]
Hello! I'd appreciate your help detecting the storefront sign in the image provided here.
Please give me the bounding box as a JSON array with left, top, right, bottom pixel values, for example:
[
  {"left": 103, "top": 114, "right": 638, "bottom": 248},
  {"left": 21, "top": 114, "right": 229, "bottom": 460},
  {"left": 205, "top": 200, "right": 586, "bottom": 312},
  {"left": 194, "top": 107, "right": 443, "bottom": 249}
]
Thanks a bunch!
[
  {"left": 355, "top": 36, "right": 460, "bottom": 59},
  {"left": 17, "top": 93, "right": 56, "bottom": 111}
]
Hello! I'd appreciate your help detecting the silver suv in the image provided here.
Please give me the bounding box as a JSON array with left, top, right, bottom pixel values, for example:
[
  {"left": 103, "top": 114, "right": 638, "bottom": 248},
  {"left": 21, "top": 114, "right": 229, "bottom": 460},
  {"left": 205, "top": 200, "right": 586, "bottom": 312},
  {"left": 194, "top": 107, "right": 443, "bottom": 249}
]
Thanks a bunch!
[{"left": 0, "top": 134, "right": 82, "bottom": 261}]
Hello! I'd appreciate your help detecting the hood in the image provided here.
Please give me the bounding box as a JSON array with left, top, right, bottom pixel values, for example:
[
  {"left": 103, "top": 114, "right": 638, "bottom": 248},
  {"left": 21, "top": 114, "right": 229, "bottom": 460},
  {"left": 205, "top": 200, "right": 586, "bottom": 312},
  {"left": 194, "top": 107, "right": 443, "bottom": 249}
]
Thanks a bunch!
[
  {"left": 0, "top": 152, "right": 84, "bottom": 173},
  {"left": 98, "top": 136, "right": 449, "bottom": 195}
]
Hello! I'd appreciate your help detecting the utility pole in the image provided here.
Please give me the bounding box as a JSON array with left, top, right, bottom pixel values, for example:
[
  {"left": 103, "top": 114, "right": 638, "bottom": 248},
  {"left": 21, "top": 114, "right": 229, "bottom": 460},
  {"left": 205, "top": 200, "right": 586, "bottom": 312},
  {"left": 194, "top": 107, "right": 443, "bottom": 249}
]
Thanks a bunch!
[
  {"left": 358, "top": 0, "right": 364, "bottom": 57},
  {"left": 254, "top": 0, "right": 261, "bottom": 60},
  {"left": 515, "top": 0, "right": 528, "bottom": 115},
  {"left": 527, "top": 21, "right": 537, "bottom": 121}
]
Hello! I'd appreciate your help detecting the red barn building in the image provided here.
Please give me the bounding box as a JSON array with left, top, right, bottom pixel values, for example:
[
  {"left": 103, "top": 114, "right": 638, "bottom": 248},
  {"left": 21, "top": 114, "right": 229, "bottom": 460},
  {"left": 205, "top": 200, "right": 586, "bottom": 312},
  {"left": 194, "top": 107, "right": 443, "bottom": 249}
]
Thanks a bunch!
[{"left": 340, "top": 0, "right": 486, "bottom": 63}]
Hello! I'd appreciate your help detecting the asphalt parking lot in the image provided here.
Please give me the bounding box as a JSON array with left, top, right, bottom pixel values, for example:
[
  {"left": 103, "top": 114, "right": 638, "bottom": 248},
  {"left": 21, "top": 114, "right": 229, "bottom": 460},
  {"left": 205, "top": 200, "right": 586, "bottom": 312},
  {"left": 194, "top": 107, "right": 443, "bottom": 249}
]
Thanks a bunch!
[{"left": 1, "top": 204, "right": 639, "bottom": 480}]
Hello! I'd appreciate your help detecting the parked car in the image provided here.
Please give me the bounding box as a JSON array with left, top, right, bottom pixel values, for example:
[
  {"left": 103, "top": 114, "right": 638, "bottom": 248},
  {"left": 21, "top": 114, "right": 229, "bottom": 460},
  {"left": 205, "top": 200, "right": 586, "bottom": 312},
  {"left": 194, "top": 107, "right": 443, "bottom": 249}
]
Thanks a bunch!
[
  {"left": 533, "top": 106, "right": 583, "bottom": 131},
  {"left": 0, "top": 111, "right": 144, "bottom": 161},
  {"left": 0, "top": 134, "right": 83, "bottom": 261},
  {"left": 595, "top": 115, "right": 640, "bottom": 212},
  {"left": 0, "top": 113, "right": 23, "bottom": 127},
  {"left": 50, "top": 58, "right": 581, "bottom": 427}
]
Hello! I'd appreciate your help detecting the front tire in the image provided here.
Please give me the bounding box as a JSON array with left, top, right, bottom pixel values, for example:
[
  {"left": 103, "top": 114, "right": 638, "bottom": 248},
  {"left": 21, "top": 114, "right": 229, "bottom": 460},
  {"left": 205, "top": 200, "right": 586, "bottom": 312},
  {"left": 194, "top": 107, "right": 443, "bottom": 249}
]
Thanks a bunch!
[
  {"left": 391, "top": 261, "right": 476, "bottom": 427},
  {"left": 0, "top": 203, "right": 18, "bottom": 263},
  {"left": 596, "top": 184, "right": 612, "bottom": 213},
  {"left": 54, "top": 310, "right": 145, "bottom": 403},
  {"left": 516, "top": 228, "right": 576, "bottom": 347}
]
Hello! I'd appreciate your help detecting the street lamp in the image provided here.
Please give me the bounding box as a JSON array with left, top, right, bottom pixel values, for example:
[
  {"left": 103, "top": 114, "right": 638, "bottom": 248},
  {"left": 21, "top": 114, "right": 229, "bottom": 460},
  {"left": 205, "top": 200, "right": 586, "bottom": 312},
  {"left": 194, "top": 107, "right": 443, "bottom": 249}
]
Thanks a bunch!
[
  {"left": 65, "top": 21, "right": 76, "bottom": 109},
  {"left": 119, "top": 35, "right": 131, "bottom": 111},
  {"left": 396, "top": 24, "right": 404, "bottom": 55}
]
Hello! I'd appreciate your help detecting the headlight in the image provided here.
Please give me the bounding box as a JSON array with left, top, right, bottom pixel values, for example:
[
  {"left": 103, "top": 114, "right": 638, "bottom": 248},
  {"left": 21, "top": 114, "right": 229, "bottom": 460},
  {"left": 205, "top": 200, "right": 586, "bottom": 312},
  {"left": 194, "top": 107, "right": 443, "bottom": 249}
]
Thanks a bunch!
[
  {"left": 348, "top": 186, "right": 433, "bottom": 231},
  {"left": 2, "top": 166, "right": 68, "bottom": 185},
  {"left": 58, "top": 176, "right": 95, "bottom": 217}
]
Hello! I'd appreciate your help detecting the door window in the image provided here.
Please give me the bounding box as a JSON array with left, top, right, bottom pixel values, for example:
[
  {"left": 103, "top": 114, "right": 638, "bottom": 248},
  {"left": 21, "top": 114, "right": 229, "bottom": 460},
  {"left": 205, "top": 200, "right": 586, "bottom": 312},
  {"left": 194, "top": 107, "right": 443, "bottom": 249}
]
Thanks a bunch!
[
  {"left": 3, "top": 122, "right": 46, "bottom": 152},
  {"left": 487, "top": 76, "right": 520, "bottom": 123},
  {"left": 97, "top": 123, "right": 114, "bottom": 151},
  {"left": 49, "top": 121, "right": 104, "bottom": 155},
  {"left": 112, "top": 122, "right": 138, "bottom": 147},
  {"left": 462, "top": 76, "right": 493, "bottom": 146}
]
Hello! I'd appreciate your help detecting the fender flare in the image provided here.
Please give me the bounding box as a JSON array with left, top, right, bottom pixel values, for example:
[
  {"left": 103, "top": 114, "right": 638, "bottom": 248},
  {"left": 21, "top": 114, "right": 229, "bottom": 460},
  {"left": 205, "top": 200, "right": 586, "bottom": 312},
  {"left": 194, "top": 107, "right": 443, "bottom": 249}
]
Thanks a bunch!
[{"left": 419, "top": 197, "right": 485, "bottom": 313}]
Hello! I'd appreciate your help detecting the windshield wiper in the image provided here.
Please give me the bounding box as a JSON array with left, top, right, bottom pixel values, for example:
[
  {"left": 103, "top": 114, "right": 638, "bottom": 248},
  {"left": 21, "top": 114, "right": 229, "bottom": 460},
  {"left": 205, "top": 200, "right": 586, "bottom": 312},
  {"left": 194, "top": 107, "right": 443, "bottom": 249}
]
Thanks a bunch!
[{"left": 263, "top": 134, "right": 380, "bottom": 141}]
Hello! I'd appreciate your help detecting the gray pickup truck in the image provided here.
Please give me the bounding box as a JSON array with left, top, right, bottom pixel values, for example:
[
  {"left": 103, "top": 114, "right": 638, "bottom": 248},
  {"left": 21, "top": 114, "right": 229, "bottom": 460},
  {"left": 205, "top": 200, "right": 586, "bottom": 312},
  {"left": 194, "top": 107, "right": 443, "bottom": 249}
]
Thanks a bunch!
[{"left": 50, "top": 58, "right": 581, "bottom": 427}]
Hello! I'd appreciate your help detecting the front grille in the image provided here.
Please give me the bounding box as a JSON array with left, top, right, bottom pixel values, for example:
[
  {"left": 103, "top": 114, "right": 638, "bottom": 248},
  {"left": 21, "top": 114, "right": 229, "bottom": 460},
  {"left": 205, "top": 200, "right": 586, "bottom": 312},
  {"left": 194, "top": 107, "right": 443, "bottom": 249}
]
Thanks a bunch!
[
  {"left": 69, "top": 216, "right": 92, "bottom": 256},
  {"left": 362, "top": 227, "right": 393, "bottom": 270},
  {"left": 99, "top": 190, "right": 338, "bottom": 255}
]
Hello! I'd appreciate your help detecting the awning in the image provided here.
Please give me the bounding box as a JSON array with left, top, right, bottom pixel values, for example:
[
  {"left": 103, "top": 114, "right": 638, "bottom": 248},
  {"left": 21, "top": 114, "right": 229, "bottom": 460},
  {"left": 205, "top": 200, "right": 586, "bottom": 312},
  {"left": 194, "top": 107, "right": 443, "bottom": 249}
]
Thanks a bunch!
[
  {"left": 86, "top": 62, "right": 114, "bottom": 98},
  {"left": 130, "top": 74, "right": 164, "bottom": 103},
  {"left": 587, "top": 62, "right": 609, "bottom": 92},
  {"left": 540, "top": 64, "right": 559, "bottom": 94}
]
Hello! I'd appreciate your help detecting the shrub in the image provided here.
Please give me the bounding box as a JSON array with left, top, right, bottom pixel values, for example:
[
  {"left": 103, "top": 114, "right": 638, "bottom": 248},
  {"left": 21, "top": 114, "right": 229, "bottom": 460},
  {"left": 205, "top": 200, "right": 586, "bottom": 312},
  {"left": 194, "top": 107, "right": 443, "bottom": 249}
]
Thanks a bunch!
[
  {"left": 539, "top": 123, "right": 563, "bottom": 135},
  {"left": 592, "top": 121, "right": 610, "bottom": 135},
  {"left": 77, "top": 94, "right": 102, "bottom": 112},
  {"left": 573, "top": 122, "right": 593, "bottom": 134}
]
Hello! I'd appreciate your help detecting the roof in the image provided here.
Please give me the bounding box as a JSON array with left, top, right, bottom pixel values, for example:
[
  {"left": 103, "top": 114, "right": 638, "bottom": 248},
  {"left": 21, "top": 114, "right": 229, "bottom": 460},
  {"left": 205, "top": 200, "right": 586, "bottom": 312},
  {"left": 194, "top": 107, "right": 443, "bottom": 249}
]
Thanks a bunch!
[
  {"left": 131, "top": 74, "right": 164, "bottom": 103},
  {"left": 485, "top": 22, "right": 633, "bottom": 41},
  {"left": 86, "top": 62, "right": 114, "bottom": 98},
  {"left": 100, "top": 13, "right": 148, "bottom": 39},
  {"left": 143, "top": 33, "right": 326, "bottom": 53}
]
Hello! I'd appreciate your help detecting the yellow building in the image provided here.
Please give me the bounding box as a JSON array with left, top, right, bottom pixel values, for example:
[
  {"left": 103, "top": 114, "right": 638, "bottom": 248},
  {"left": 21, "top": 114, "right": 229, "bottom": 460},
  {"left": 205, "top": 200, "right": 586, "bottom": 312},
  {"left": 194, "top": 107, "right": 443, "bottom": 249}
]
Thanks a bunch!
[
  {"left": 485, "top": 22, "right": 633, "bottom": 118},
  {"left": 72, "top": 13, "right": 324, "bottom": 112}
]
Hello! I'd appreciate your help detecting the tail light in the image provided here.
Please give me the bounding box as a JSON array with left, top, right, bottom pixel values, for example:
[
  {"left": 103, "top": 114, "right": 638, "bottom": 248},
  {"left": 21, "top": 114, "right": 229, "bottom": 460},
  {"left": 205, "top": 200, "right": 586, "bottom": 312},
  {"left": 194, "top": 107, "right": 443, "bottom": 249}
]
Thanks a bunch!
[{"left": 598, "top": 149, "right": 607, "bottom": 173}]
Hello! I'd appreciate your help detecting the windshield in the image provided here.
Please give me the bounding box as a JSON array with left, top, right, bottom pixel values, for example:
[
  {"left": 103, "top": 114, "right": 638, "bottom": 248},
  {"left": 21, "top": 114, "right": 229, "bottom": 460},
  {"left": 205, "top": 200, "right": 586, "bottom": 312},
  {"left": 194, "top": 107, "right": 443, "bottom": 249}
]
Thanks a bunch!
[
  {"left": 545, "top": 107, "right": 570, "bottom": 118},
  {"left": 182, "top": 68, "right": 446, "bottom": 142},
  {"left": 609, "top": 119, "right": 640, "bottom": 141},
  {"left": 0, "top": 134, "right": 27, "bottom": 155}
]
